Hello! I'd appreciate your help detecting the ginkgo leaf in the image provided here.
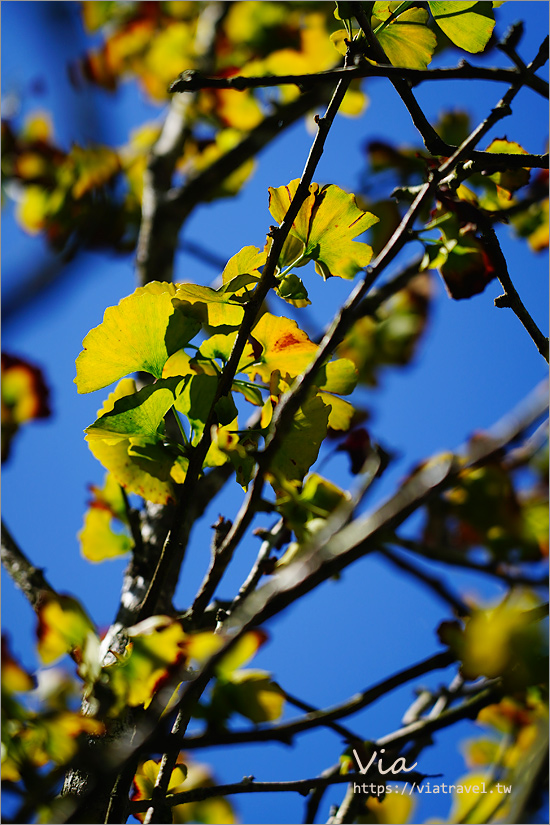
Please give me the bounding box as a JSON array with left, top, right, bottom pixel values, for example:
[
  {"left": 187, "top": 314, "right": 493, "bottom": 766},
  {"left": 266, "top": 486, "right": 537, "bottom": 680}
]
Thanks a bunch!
[
  {"left": 85, "top": 377, "right": 184, "bottom": 442},
  {"left": 79, "top": 507, "right": 133, "bottom": 562},
  {"left": 486, "top": 138, "right": 530, "bottom": 197},
  {"left": 275, "top": 272, "right": 311, "bottom": 307},
  {"left": 211, "top": 670, "right": 285, "bottom": 725},
  {"left": 79, "top": 474, "right": 133, "bottom": 562},
  {"left": 216, "top": 630, "right": 269, "bottom": 679},
  {"left": 86, "top": 380, "right": 180, "bottom": 504},
  {"left": 269, "top": 395, "right": 331, "bottom": 483},
  {"left": 174, "top": 373, "right": 218, "bottom": 441},
  {"left": 37, "top": 595, "right": 97, "bottom": 665},
  {"left": 243, "top": 313, "right": 353, "bottom": 388},
  {"left": 75, "top": 284, "right": 200, "bottom": 394},
  {"left": 221, "top": 245, "right": 266, "bottom": 285},
  {"left": 373, "top": 4, "right": 437, "bottom": 69},
  {"left": 131, "top": 756, "right": 235, "bottom": 825},
  {"left": 318, "top": 391, "right": 355, "bottom": 431},
  {"left": 103, "top": 616, "right": 189, "bottom": 710},
  {"left": 174, "top": 283, "right": 246, "bottom": 328},
  {"left": 2, "top": 637, "right": 36, "bottom": 694},
  {"left": 276, "top": 472, "right": 350, "bottom": 542},
  {"left": 268, "top": 179, "right": 378, "bottom": 279},
  {"left": 428, "top": 1, "right": 495, "bottom": 53}
]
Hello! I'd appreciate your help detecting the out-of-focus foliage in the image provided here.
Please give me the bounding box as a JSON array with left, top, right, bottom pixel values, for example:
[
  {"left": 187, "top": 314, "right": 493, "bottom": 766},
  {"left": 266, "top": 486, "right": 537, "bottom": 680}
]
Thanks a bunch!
[{"left": 1, "top": 353, "right": 51, "bottom": 462}]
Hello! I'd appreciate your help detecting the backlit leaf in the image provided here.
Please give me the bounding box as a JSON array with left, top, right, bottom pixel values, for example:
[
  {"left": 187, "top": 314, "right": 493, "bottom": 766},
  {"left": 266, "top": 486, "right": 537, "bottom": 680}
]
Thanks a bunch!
[
  {"left": 37, "top": 595, "right": 97, "bottom": 665},
  {"left": 221, "top": 245, "right": 266, "bottom": 285},
  {"left": 132, "top": 756, "right": 235, "bottom": 825},
  {"left": 268, "top": 179, "right": 378, "bottom": 280},
  {"left": 85, "top": 377, "right": 184, "bottom": 442},
  {"left": 244, "top": 314, "right": 358, "bottom": 396},
  {"left": 174, "top": 283, "right": 246, "bottom": 328},
  {"left": 269, "top": 394, "right": 331, "bottom": 483},
  {"left": 75, "top": 283, "right": 200, "bottom": 394},
  {"left": 448, "top": 772, "right": 510, "bottom": 823},
  {"left": 103, "top": 616, "right": 189, "bottom": 710},
  {"left": 486, "top": 138, "right": 530, "bottom": 198},
  {"left": 373, "top": 4, "right": 437, "bottom": 69},
  {"left": 428, "top": 1, "right": 495, "bottom": 53},
  {"left": 211, "top": 670, "right": 285, "bottom": 725},
  {"left": 86, "top": 379, "right": 180, "bottom": 504},
  {"left": 1, "top": 352, "right": 51, "bottom": 462}
]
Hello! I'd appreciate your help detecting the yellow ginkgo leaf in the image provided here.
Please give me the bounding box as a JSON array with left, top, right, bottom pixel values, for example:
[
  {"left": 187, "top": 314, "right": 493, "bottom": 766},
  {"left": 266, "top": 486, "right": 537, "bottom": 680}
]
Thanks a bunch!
[
  {"left": 75, "top": 283, "right": 200, "bottom": 394},
  {"left": 268, "top": 179, "right": 378, "bottom": 279}
]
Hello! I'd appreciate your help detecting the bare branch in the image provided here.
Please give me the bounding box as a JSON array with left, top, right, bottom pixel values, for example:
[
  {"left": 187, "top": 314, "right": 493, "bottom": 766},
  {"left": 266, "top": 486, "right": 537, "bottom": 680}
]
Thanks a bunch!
[
  {"left": 129, "top": 768, "right": 432, "bottom": 815},
  {"left": 1, "top": 520, "right": 56, "bottom": 611},
  {"left": 177, "top": 650, "right": 454, "bottom": 751},
  {"left": 169, "top": 60, "right": 549, "bottom": 100},
  {"left": 486, "top": 226, "right": 549, "bottom": 362}
]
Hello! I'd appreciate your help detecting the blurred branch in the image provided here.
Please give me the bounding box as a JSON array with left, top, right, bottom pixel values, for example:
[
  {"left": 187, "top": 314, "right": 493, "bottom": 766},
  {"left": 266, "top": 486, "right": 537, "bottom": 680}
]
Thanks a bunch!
[
  {"left": 391, "top": 535, "right": 549, "bottom": 588},
  {"left": 1, "top": 520, "right": 56, "bottom": 611},
  {"left": 225, "top": 381, "right": 548, "bottom": 632},
  {"left": 378, "top": 545, "right": 471, "bottom": 616},
  {"left": 136, "top": 1, "right": 230, "bottom": 287},
  {"left": 169, "top": 60, "right": 549, "bottom": 99}
]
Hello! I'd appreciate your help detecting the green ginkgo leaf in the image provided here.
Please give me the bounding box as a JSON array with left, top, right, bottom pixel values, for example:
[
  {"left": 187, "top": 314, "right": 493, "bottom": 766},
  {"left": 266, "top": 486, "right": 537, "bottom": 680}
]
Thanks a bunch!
[
  {"left": 85, "top": 377, "right": 185, "bottom": 442},
  {"left": 268, "top": 179, "right": 378, "bottom": 280},
  {"left": 174, "top": 373, "right": 219, "bottom": 441},
  {"left": 373, "top": 4, "right": 437, "bottom": 69},
  {"left": 269, "top": 395, "right": 330, "bottom": 483},
  {"left": 428, "top": 1, "right": 495, "bottom": 53},
  {"left": 85, "top": 379, "right": 183, "bottom": 504},
  {"left": 75, "top": 284, "right": 200, "bottom": 394}
]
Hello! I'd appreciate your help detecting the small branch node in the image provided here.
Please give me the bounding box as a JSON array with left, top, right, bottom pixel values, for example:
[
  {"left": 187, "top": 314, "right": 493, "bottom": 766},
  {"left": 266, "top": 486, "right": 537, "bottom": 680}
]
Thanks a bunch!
[{"left": 494, "top": 293, "right": 512, "bottom": 308}]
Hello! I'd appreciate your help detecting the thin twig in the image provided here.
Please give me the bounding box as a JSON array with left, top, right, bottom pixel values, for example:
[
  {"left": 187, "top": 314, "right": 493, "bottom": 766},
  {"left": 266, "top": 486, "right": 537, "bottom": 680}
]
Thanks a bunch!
[
  {"left": 226, "top": 519, "right": 286, "bottom": 618},
  {"left": 391, "top": 535, "right": 549, "bottom": 588},
  {"left": 485, "top": 226, "right": 549, "bottom": 362},
  {"left": 186, "top": 47, "right": 358, "bottom": 623},
  {"left": 176, "top": 650, "right": 455, "bottom": 750}
]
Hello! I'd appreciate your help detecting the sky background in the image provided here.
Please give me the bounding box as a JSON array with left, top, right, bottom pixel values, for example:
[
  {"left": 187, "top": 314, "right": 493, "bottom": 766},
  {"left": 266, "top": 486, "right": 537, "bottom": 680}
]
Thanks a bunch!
[{"left": 2, "top": 3, "right": 549, "bottom": 823}]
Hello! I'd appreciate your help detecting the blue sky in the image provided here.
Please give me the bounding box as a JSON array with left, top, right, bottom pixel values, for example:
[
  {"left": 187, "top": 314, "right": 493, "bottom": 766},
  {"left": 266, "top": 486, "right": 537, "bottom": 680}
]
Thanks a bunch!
[{"left": 2, "top": 3, "right": 548, "bottom": 823}]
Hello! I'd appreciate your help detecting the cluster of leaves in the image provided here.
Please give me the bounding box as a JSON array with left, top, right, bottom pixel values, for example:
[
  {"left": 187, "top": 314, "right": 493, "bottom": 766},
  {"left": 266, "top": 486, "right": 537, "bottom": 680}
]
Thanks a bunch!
[
  {"left": 423, "top": 445, "right": 549, "bottom": 564},
  {"left": 358, "top": 111, "right": 549, "bottom": 300},
  {"left": 1, "top": 2, "right": 364, "bottom": 255},
  {"left": 73, "top": 181, "right": 379, "bottom": 508}
]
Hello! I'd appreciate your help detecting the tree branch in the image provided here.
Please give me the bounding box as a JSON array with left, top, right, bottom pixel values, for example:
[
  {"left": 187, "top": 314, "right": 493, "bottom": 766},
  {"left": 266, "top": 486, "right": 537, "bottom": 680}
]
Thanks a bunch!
[
  {"left": 1, "top": 520, "right": 56, "bottom": 611},
  {"left": 486, "top": 226, "right": 549, "bottom": 362},
  {"left": 176, "top": 650, "right": 454, "bottom": 750},
  {"left": 183, "top": 50, "right": 358, "bottom": 624},
  {"left": 129, "top": 768, "right": 432, "bottom": 815},
  {"left": 224, "top": 381, "right": 547, "bottom": 634},
  {"left": 135, "top": 1, "right": 229, "bottom": 286},
  {"left": 169, "top": 61, "right": 549, "bottom": 100}
]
